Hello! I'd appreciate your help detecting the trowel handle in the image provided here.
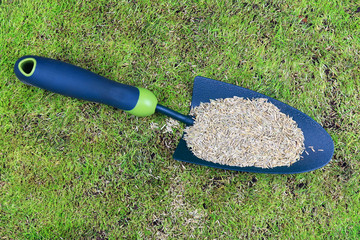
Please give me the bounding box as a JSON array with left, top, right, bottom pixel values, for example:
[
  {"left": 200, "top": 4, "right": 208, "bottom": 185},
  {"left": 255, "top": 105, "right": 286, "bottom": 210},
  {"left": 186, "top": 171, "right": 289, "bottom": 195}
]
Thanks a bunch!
[{"left": 14, "top": 55, "right": 157, "bottom": 117}]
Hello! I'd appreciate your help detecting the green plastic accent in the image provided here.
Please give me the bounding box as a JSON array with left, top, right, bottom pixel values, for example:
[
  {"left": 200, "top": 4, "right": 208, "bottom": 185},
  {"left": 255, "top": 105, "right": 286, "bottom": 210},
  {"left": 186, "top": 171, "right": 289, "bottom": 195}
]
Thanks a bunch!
[
  {"left": 126, "top": 87, "right": 158, "bottom": 117},
  {"left": 18, "top": 58, "right": 37, "bottom": 77}
]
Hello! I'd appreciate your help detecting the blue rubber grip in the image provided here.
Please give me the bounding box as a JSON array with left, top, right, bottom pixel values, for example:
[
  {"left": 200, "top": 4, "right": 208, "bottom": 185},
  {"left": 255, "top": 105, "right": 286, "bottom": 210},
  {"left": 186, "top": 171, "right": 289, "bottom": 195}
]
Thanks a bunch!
[{"left": 14, "top": 55, "right": 140, "bottom": 111}]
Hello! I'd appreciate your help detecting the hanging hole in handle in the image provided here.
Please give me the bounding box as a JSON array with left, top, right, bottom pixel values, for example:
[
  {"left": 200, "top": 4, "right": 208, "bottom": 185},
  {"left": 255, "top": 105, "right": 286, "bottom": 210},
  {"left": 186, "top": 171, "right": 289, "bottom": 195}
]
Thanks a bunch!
[{"left": 18, "top": 58, "right": 37, "bottom": 77}]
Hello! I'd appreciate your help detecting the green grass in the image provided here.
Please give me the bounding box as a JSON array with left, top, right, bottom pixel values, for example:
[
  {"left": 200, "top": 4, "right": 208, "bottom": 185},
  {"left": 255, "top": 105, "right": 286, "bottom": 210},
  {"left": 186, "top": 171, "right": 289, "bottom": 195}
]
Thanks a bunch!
[{"left": 1, "top": 0, "right": 360, "bottom": 238}]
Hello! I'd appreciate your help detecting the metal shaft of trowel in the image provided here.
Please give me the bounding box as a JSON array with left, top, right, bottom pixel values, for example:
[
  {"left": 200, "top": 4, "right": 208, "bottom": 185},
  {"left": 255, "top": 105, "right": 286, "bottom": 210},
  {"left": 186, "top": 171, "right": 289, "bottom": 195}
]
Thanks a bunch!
[{"left": 155, "top": 104, "right": 194, "bottom": 126}]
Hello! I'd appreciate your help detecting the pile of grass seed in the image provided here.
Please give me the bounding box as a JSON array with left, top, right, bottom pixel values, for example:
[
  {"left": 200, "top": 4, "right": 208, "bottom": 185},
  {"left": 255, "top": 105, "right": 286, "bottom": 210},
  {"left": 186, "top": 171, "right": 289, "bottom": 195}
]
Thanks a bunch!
[{"left": 184, "top": 97, "right": 305, "bottom": 168}]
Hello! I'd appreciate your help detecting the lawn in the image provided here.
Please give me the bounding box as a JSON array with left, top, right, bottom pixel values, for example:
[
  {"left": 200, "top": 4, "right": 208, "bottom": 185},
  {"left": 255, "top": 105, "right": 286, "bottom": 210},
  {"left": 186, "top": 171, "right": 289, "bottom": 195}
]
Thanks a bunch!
[{"left": 1, "top": 0, "right": 360, "bottom": 239}]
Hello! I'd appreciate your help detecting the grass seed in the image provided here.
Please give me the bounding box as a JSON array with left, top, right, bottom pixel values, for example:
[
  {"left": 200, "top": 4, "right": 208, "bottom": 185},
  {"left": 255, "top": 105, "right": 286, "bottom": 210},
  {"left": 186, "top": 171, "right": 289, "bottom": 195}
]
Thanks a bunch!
[{"left": 184, "top": 97, "right": 305, "bottom": 168}]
